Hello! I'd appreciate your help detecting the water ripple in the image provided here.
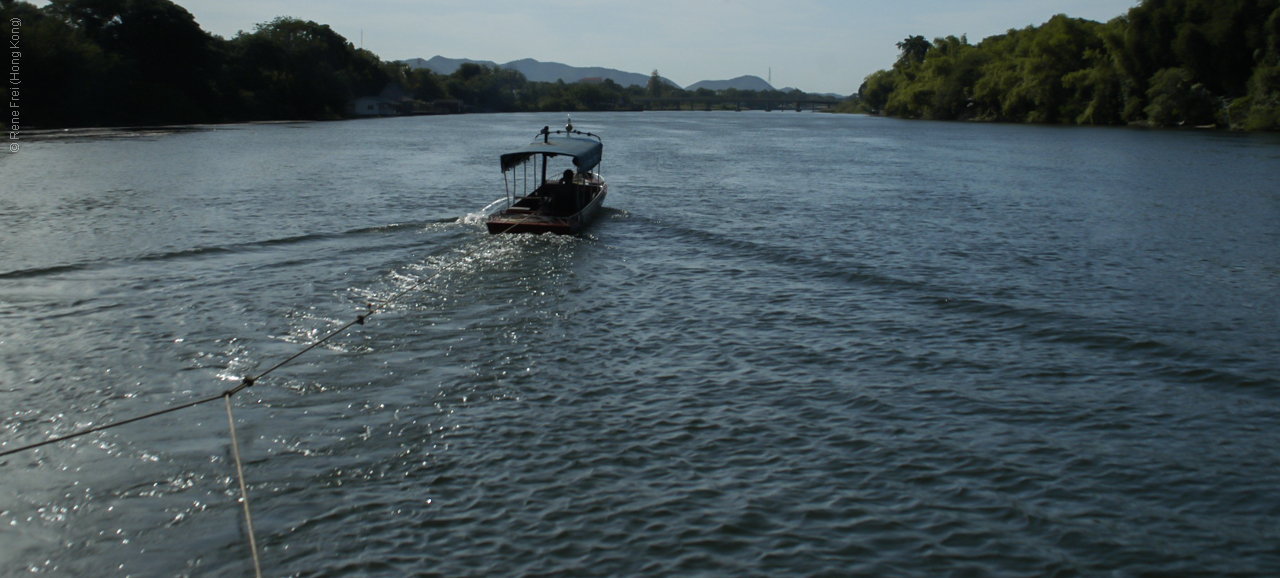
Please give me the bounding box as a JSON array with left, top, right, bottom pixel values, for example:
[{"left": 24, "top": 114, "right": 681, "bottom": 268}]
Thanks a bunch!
[{"left": 4, "top": 114, "right": 1280, "bottom": 577}]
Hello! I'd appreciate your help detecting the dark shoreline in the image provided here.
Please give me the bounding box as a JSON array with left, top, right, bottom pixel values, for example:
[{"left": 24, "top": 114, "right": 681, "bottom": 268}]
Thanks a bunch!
[
  {"left": 15, "top": 113, "right": 1260, "bottom": 145},
  {"left": 14, "top": 120, "right": 322, "bottom": 142}
]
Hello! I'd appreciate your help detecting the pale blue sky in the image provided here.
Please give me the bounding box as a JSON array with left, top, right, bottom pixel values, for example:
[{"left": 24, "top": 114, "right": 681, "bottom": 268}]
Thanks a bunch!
[{"left": 42, "top": 0, "right": 1141, "bottom": 94}]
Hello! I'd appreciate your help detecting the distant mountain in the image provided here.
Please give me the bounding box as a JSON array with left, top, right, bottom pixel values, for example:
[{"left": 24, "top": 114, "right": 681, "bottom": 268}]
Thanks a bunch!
[
  {"left": 503, "top": 58, "right": 662, "bottom": 87},
  {"left": 687, "top": 75, "right": 776, "bottom": 92},
  {"left": 401, "top": 56, "right": 679, "bottom": 88},
  {"left": 400, "top": 56, "right": 844, "bottom": 94},
  {"left": 402, "top": 56, "right": 499, "bottom": 75}
]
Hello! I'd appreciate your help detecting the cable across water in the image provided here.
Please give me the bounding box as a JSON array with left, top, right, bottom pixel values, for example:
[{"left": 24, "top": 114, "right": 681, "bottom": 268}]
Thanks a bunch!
[
  {"left": 0, "top": 262, "right": 450, "bottom": 575},
  {"left": 0, "top": 270, "right": 441, "bottom": 460}
]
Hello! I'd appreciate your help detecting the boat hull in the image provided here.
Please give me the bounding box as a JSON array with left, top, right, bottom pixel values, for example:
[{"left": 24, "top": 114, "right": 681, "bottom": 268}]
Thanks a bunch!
[{"left": 486, "top": 184, "right": 607, "bottom": 235}]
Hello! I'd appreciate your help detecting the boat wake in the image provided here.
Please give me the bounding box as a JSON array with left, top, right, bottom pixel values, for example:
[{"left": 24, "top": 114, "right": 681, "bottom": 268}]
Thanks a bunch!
[
  {"left": 0, "top": 221, "right": 458, "bottom": 280},
  {"left": 457, "top": 197, "right": 510, "bottom": 228}
]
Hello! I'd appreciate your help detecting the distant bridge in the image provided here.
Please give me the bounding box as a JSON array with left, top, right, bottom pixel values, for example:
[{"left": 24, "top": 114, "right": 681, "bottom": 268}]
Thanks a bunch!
[{"left": 631, "top": 96, "right": 844, "bottom": 112}]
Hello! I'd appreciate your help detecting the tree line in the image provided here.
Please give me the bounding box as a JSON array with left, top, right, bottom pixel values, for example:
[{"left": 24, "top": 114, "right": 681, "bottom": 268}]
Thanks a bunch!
[
  {"left": 5, "top": 0, "right": 396, "bottom": 127},
  {"left": 2, "top": 0, "right": 834, "bottom": 128},
  {"left": 852, "top": 0, "right": 1280, "bottom": 130}
]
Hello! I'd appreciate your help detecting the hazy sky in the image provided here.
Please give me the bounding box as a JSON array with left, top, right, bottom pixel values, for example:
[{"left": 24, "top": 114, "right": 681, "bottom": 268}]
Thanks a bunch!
[{"left": 44, "top": 0, "right": 1141, "bottom": 94}]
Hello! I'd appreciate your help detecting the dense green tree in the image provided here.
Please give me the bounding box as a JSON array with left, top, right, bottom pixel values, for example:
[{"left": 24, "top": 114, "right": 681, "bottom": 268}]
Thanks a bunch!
[
  {"left": 1237, "top": 4, "right": 1280, "bottom": 128},
  {"left": 2, "top": 2, "right": 115, "bottom": 126},
  {"left": 44, "top": 0, "right": 226, "bottom": 123},
  {"left": 855, "top": 0, "right": 1280, "bottom": 129},
  {"left": 647, "top": 70, "right": 665, "bottom": 97},
  {"left": 1144, "top": 67, "right": 1218, "bottom": 125},
  {"left": 1123, "top": 0, "right": 1276, "bottom": 98},
  {"left": 442, "top": 64, "right": 527, "bottom": 111},
  {"left": 408, "top": 68, "right": 446, "bottom": 102},
  {"left": 1061, "top": 18, "right": 1130, "bottom": 124},
  {"left": 1242, "top": 62, "right": 1280, "bottom": 128},
  {"left": 896, "top": 35, "right": 932, "bottom": 67},
  {"left": 858, "top": 69, "right": 897, "bottom": 113},
  {"left": 228, "top": 17, "right": 388, "bottom": 119},
  {"left": 905, "top": 35, "right": 988, "bottom": 120}
]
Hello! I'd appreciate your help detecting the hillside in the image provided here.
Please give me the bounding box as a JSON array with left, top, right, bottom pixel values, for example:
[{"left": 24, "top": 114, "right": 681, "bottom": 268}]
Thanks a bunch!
[
  {"left": 403, "top": 56, "right": 662, "bottom": 87},
  {"left": 402, "top": 56, "right": 499, "bottom": 74},
  {"left": 503, "top": 58, "right": 657, "bottom": 87},
  {"left": 687, "top": 75, "right": 776, "bottom": 92},
  {"left": 402, "top": 56, "right": 769, "bottom": 90}
]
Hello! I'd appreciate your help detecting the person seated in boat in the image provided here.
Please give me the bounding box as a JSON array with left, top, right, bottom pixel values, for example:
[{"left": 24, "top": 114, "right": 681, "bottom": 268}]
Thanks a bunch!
[{"left": 558, "top": 169, "right": 575, "bottom": 185}]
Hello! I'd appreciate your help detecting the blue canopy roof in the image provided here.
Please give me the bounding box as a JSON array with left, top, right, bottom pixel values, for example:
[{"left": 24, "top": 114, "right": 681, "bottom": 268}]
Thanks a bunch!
[{"left": 500, "top": 136, "right": 603, "bottom": 173}]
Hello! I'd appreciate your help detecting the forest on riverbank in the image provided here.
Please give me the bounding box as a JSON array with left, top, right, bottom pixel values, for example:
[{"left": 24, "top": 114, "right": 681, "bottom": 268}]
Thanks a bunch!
[
  {"left": 2, "top": 0, "right": 823, "bottom": 128},
  {"left": 850, "top": 0, "right": 1280, "bottom": 130}
]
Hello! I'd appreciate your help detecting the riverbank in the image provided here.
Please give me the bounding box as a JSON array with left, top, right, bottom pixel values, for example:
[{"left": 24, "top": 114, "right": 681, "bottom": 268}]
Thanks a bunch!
[{"left": 14, "top": 120, "right": 321, "bottom": 143}]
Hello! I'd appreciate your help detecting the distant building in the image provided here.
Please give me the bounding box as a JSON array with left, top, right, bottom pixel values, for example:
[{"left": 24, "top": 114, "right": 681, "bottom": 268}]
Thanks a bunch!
[
  {"left": 346, "top": 96, "right": 399, "bottom": 117},
  {"left": 378, "top": 84, "right": 414, "bottom": 111},
  {"left": 430, "top": 99, "right": 464, "bottom": 114},
  {"left": 347, "top": 84, "right": 418, "bottom": 117}
]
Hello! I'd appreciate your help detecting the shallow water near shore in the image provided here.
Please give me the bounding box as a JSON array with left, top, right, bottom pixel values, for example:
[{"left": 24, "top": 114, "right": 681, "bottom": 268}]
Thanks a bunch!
[{"left": 2, "top": 112, "right": 1279, "bottom": 576}]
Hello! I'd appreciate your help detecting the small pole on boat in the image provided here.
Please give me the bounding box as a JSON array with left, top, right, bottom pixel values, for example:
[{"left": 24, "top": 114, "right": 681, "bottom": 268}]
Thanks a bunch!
[{"left": 540, "top": 126, "right": 550, "bottom": 185}]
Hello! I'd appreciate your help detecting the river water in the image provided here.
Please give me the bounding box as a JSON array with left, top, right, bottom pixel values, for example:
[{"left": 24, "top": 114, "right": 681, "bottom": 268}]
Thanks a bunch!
[{"left": 1, "top": 112, "right": 1279, "bottom": 577}]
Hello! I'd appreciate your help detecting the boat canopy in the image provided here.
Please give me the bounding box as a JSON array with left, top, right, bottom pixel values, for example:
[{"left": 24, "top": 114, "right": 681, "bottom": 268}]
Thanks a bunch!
[{"left": 500, "top": 136, "right": 603, "bottom": 173}]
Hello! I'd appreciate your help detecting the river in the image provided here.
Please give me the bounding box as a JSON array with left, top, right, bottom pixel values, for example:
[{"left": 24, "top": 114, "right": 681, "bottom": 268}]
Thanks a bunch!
[{"left": 2, "top": 112, "right": 1279, "bottom": 576}]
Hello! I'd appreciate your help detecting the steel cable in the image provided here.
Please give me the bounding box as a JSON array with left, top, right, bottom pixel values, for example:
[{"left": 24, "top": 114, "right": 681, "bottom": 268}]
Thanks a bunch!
[{"left": 1, "top": 269, "right": 442, "bottom": 459}]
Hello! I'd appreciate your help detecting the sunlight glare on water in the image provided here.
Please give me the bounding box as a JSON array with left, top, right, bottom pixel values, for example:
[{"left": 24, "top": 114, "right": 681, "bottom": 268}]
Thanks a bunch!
[{"left": 1, "top": 112, "right": 1279, "bottom": 577}]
